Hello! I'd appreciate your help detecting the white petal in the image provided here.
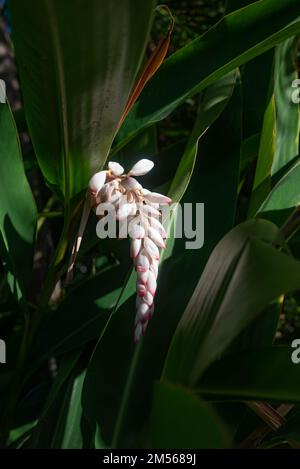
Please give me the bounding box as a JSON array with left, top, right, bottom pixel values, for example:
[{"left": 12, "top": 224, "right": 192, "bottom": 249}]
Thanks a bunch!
[
  {"left": 147, "top": 270, "right": 157, "bottom": 296},
  {"left": 150, "top": 260, "right": 159, "bottom": 278},
  {"left": 139, "top": 204, "right": 160, "bottom": 218},
  {"left": 88, "top": 171, "right": 107, "bottom": 195},
  {"left": 108, "top": 161, "right": 124, "bottom": 176},
  {"left": 117, "top": 203, "right": 137, "bottom": 220},
  {"left": 141, "top": 188, "right": 150, "bottom": 195},
  {"left": 130, "top": 239, "right": 142, "bottom": 259},
  {"left": 121, "top": 177, "right": 142, "bottom": 191},
  {"left": 137, "top": 284, "right": 146, "bottom": 297},
  {"left": 148, "top": 216, "right": 167, "bottom": 238},
  {"left": 129, "top": 159, "right": 154, "bottom": 176},
  {"left": 96, "top": 202, "right": 116, "bottom": 216},
  {"left": 137, "top": 269, "right": 149, "bottom": 285},
  {"left": 144, "top": 192, "right": 172, "bottom": 205},
  {"left": 136, "top": 301, "right": 151, "bottom": 324},
  {"left": 129, "top": 223, "right": 145, "bottom": 239},
  {"left": 143, "top": 291, "right": 154, "bottom": 306},
  {"left": 147, "top": 226, "right": 165, "bottom": 248},
  {"left": 135, "top": 250, "right": 149, "bottom": 272},
  {"left": 144, "top": 237, "right": 160, "bottom": 260}
]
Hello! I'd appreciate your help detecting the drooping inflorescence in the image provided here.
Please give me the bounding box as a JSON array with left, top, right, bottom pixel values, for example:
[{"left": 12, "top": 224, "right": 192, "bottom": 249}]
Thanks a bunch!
[{"left": 88, "top": 159, "right": 172, "bottom": 342}]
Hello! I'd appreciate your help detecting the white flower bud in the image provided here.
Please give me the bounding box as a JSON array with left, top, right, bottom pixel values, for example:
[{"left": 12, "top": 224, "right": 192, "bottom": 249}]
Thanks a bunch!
[
  {"left": 147, "top": 226, "right": 166, "bottom": 248},
  {"left": 129, "top": 159, "right": 154, "bottom": 176},
  {"left": 144, "top": 237, "right": 160, "bottom": 260},
  {"left": 130, "top": 239, "right": 142, "bottom": 259},
  {"left": 108, "top": 161, "right": 124, "bottom": 175},
  {"left": 88, "top": 171, "right": 107, "bottom": 196},
  {"left": 121, "top": 177, "right": 142, "bottom": 191},
  {"left": 144, "top": 192, "right": 172, "bottom": 205}
]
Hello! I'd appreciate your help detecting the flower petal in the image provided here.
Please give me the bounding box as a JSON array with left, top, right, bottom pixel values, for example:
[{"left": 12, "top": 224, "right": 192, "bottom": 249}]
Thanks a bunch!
[
  {"left": 121, "top": 177, "right": 142, "bottom": 191},
  {"left": 147, "top": 226, "right": 165, "bottom": 248},
  {"left": 88, "top": 171, "right": 107, "bottom": 196},
  {"left": 130, "top": 239, "right": 142, "bottom": 259},
  {"left": 147, "top": 270, "right": 157, "bottom": 296},
  {"left": 96, "top": 202, "right": 116, "bottom": 216},
  {"left": 139, "top": 204, "right": 161, "bottom": 218},
  {"left": 129, "top": 223, "right": 145, "bottom": 239},
  {"left": 135, "top": 250, "right": 150, "bottom": 272},
  {"left": 129, "top": 159, "right": 154, "bottom": 176},
  {"left": 144, "top": 237, "right": 160, "bottom": 260},
  {"left": 144, "top": 191, "right": 172, "bottom": 205},
  {"left": 108, "top": 161, "right": 124, "bottom": 176}
]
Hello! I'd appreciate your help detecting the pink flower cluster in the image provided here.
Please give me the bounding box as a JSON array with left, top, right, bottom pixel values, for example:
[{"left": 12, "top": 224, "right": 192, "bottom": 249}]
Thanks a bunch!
[{"left": 89, "top": 159, "right": 172, "bottom": 342}]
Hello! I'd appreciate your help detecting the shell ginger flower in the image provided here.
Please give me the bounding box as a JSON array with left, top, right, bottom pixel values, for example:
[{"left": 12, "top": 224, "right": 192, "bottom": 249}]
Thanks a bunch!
[{"left": 67, "top": 158, "right": 172, "bottom": 342}]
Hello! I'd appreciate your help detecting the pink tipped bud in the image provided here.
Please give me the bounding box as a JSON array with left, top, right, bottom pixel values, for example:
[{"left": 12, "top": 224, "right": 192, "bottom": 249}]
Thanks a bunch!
[
  {"left": 108, "top": 161, "right": 124, "bottom": 176},
  {"left": 117, "top": 203, "right": 136, "bottom": 220},
  {"left": 148, "top": 216, "right": 167, "bottom": 238},
  {"left": 121, "top": 177, "right": 142, "bottom": 191},
  {"left": 137, "top": 269, "right": 149, "bottom": 285},
  {"left": 147, "top": 226, "right": 165, "bottom": 248},
  {"left": 129, "top": 223, "right": 145, "bottom": 239},
  {"left": 130, "top": 239, "right": 142, "bottom": 259},
  {"left": 144, "top": 192, "right": 172, "bottom": 205},
  {"left": 147, "top": 270, "right": 157, "bottom": 296},
  {"left": 96, "top": 202, "right": 116, "bottom": 216},
  {"left": 139, "top": 204, "right": 161, "bottom": 218},
  {"left": 89, "top": 171, "right": 107, "bottom": 196},
  {"left": 150, "top": 260, "right": 159, "bottom": 278},
  {"left": 143, "top": 291, "right": 154, "bottom": 306},
  {"left": 129, "top": 159, "right": 154, "bottom": 176},
  {"left": 144, "top": 237, "right": 160, "bottom": 260},
  {"left": 137, "top": 284, "right": 146, "bottom": 297},
  {"left": 135, "top": 250, "right": 149, "bottom": 272}
]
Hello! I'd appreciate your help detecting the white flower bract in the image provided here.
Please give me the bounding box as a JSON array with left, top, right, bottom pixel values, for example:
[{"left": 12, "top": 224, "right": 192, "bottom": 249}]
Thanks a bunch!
[{"left": 88, "top": 158, "right": 172, "bottom": 342}]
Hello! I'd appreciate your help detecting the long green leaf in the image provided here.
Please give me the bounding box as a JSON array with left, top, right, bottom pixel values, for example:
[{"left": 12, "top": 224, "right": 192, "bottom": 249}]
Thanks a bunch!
[
  {"left": 272, "top": 36, "right": 300, "bottom": 176},
  {"left": 117, "top": 0, "right": 300, "bottom": 149},
  {"left": 163, "top": 219, "right": 300, "bottom": 386},
  {"left": 198, "top": 347, "right": 300, "bottom": 403},
  {"left": 0, "top": 101, "right": 37, "bottom": 296},
  {"left": 8, "top": 0, "right": 155, "bottom": 200}
]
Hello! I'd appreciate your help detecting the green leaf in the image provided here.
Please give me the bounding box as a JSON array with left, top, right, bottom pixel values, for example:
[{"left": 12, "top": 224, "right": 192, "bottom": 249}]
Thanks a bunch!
[
  {"left": 8, "top": 0, "right": 155, "bottom": 200},
  {"left": 82, "top": 81, "right": 242, "bottom": 448},
  {"left": 168, "top": 70, "right": 237, "bottom": 202},
  {"left": 118, "top": 0, "right": 300, "bottom": 149},
  {"left": 198, "top": 347, "right": 300, "bottom": 403},
  {"left": 27, "top": 262, "right": 129, "bottom": 377},
  {"left": 30, "top": 359, "right": 92, "bottom": 449},
  {"left": 145, "top": 381, "right": 226, "bottom": 449},
  {"left": 258, "top": 159, "right": 300, "bottom": 225},
  {"left": 247, "top": 94, "right": 276, "bottom": 217},
  {"left": 272, "top": 36, "right": 300, "bottom": 176},
  {"left": 162, "top": 219, "right": 300, "bottom": 387},
  {"left": 0, "top": 102, "right": 37, "bottom": 296}
]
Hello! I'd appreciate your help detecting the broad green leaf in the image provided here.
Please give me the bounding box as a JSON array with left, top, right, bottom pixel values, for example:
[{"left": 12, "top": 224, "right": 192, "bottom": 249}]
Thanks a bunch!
[
  {"left": 27, "top": 263, "right": 129, "bottom": 377},
  {"left": 168, "top": 70, "right": 237, "bottom": 202},
  {"left": 258, "top": 159, "right": 300, "bottom": 225},
  {"left": 198, "top": 347, "right": 300, "bottom": 403},
  {"left": 117, "top": 0, "right": 300, "bottom": 149},
  {"left": 145, "top": 381, "right": 226, "bottom": 449},
  {"left": 8, "top": 0, "right": 155, "bottom": 200},
  {"left": 30, "top": 360, "right": 91, "bottom": 449},
  {"left": 82, "top": 83, "right": 242, "bottom": 448},
  {"left": 247, "top": 95, "right": 276, "bottom": 217},
  {"left": 272, "top": 37, "right": 300, "bottom": 176},
  {"left": 0, "top": 102, "right": 37, "bottom": 296},
  {"left": 162, "top": 219, "right": 300, "bottom": 387}
]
